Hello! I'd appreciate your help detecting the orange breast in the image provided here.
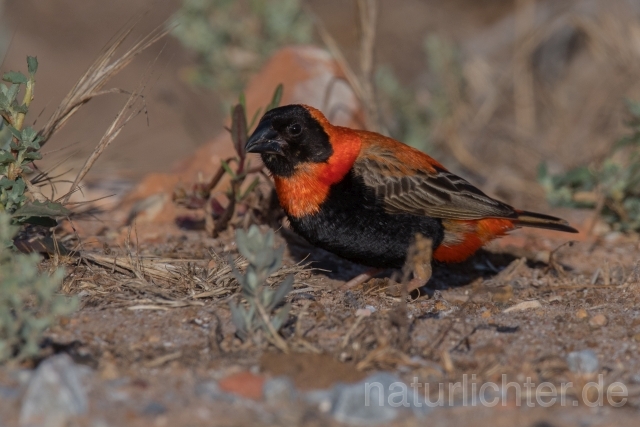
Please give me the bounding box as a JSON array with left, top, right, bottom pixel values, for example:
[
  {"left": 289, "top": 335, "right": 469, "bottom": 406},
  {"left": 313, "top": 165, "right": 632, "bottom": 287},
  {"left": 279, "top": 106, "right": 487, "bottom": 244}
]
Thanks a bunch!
[{"left": 274, "top": 166, "right": 331, "bottom": 217}]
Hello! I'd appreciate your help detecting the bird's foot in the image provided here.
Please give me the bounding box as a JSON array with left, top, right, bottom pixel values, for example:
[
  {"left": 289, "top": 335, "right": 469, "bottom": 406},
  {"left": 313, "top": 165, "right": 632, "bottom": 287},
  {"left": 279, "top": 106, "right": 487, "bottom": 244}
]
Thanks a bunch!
[
  {"left": 407, "top": 276, "right": 428, "bottom": 292},
  {"left": 342, "top": 268, "right": 383, "bottom": 289},
  {"left": 406, "top": 261, "right": 432, "bottom": 292}
]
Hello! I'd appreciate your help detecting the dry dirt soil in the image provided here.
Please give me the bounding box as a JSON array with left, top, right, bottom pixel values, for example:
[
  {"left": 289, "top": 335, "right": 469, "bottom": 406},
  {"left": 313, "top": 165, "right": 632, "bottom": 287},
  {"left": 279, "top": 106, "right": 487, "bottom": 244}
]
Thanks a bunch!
[{"left": 1, "top": 223, "right": 640, "bottom": 426}]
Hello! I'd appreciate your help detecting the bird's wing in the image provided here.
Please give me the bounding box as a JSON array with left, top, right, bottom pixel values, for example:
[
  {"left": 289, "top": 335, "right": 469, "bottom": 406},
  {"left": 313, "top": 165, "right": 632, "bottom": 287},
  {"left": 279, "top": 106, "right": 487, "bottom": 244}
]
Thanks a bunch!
[{"left": 353, "top": 141, "right": 517, "bottom": 220}]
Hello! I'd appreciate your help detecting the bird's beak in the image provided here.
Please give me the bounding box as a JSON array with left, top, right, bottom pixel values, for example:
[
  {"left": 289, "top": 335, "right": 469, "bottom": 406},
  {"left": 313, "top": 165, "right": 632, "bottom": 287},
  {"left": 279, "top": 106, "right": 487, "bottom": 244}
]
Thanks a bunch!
[{"left": 245, "top": 120, "right": 287, "bottom": 156}]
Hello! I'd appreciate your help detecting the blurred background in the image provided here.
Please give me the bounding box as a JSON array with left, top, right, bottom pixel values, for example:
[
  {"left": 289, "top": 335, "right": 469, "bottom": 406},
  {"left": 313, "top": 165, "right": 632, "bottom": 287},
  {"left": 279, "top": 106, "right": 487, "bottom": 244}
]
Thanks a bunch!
[{"left": 1, "top": 0, "right": 640, "bottom": 224}]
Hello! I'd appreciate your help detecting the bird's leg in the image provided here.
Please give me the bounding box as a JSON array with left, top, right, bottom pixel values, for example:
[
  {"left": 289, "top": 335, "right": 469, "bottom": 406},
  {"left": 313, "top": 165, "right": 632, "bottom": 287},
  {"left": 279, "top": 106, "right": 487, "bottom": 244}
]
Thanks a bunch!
[
  {"left": 404, "top": 233, "right": 434, "bottom": 292},
  {"left": 407, "top": 261, "right": 432, "bottom": 292},
  {"left": 343, "top": 267, "right": 383, "bottom": 289}
]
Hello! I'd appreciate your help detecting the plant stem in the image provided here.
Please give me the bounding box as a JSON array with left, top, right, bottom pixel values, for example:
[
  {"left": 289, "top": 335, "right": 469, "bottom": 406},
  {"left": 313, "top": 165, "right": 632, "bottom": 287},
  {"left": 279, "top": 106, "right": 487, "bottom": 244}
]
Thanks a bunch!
[
  {"left": 14, "top": 79, "right": 35, "bottom": 132},
  {"left": 255, "top": 300, "right": 289, "bottom": 353}
]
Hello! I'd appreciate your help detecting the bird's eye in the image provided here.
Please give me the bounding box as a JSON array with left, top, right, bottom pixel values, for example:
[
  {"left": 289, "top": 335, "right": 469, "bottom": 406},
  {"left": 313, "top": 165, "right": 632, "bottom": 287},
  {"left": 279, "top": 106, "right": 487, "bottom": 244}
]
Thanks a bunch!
[{"left": 288, "top": 123, "right": 302, "bottom": 136}]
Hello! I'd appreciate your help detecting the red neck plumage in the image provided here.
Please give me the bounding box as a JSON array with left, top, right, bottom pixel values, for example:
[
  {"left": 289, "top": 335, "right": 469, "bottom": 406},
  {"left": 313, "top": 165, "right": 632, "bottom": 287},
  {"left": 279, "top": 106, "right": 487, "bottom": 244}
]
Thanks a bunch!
[{"left": 273, "top": 108, "right": 361, "bottom": 217}]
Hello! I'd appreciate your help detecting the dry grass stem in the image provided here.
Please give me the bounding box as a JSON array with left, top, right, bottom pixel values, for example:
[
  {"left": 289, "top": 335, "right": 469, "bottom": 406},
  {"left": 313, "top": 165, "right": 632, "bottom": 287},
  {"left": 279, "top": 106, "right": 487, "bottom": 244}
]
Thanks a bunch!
[
  {"left": 40, "top": 22, "right": 170, "bottom": 146},
  {"left": 61, "top": 81, "right": 146, "bottom": 204},
  {"left": 308, "top": 10, "right": 365, "bottom": 104},
  {"left": 255, "top": 301, "right": 289, "bottom": 353},
  {"left": 513, "top": 0, "right": 537, "bottom": 136},
  {"left": 356, "top": 0, "right": 380, "bottom": 132},
  {"left": 73, "top": 248, "right": 311, "bottom": 310}
]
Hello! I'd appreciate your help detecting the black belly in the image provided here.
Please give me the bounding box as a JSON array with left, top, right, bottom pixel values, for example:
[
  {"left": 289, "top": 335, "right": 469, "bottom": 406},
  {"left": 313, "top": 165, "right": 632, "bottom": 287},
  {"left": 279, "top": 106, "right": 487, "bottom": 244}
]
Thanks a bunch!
[{"left": 286, "top": 171, "right": 444, "bottom": 269}]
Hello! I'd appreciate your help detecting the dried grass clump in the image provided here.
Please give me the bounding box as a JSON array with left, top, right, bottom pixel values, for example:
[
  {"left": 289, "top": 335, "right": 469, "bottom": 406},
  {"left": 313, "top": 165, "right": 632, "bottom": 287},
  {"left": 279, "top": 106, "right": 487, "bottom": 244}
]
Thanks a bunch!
[{"left": 63, "top": 232, "right": 311, "bottom": 310}]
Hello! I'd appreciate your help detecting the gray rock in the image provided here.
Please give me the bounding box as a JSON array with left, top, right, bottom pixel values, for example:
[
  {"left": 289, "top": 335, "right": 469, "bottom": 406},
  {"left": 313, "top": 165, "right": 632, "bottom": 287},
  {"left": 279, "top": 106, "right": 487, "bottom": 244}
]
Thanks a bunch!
[
  {"left": 19, "top": 354, "right": 89, "bottom": 427},
  {"left": 567, "top": 349, "right": 599, "bottom": 374},
  {"left": 141, "top": 401, "right": 166, "bottom": 416},
  {"left": 263, "top": 376, "right": 296, "bottom": 405},
  {"left": 195, "top": 380, "right": 236, "bottom": 402},
  {"left": 328, "top": 372, "right": 431, "bottom": 426},
  {"left": 301, "top": 372, "right": 440, "bottom": 424},
  {"left": 304, "top": 388, "right": 336, "bottom": 412}
]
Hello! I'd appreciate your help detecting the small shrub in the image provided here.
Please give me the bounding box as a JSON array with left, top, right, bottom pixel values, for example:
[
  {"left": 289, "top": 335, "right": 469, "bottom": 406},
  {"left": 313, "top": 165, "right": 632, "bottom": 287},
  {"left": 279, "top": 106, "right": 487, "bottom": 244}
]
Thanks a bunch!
[
  {"left": 0, "top": 56, "right": 69, "bottom": 226},
  {"left": 228, "top": 225, "right": 292, "bottom": 346},
  {"left": 0, "top": 57, "right": 40, "bottom": 214},
  {"left": 171, "top": 0, "right": 312, "bottom": 102},
  {"left": 173, "top": 85, "right": 283, "bottom": 236},
  {"left": 539, "top": 99, "right": 640, "bottom": 232},
  {"left": 0, "top": 211, "right": 76, "bottom": 363}
]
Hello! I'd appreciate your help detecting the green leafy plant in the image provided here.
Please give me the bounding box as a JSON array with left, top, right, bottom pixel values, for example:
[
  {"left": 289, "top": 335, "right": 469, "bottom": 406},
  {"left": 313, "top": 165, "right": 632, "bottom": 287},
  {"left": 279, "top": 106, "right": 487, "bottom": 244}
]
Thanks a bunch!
[
  {"left": 0, "top": 57, "right": 69, "bottom": 226},
  {"left": 173, "top": 84, "right": 283, "bottom": 236},
  {"left": 0, "top": 211, "right": 76, "bottom": 363},
  {"left": 1, "top": 57, "right": 40, "bottom": 212},
  {"left": 171, "top": 0, "right": 311, "bottom": 102},
  {"left": 228, "top": 225, "right": 292, "bottom": 350},
  {"left": 539, "top": 100, "right": 640, "bottom": 232}
]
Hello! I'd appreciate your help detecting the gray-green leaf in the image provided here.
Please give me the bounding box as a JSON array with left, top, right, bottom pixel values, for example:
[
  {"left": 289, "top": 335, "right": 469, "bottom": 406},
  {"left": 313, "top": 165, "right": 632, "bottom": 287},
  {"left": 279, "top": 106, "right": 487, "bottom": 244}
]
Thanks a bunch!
[
  {"left": 12, "top": 201, "right": 71, "bottom": 219},
  {"left": 2, "top": 71, "right": 28, "bottom": 85},
  {"left": 27, "top": 56, "right": 38, "bottom": 75}
]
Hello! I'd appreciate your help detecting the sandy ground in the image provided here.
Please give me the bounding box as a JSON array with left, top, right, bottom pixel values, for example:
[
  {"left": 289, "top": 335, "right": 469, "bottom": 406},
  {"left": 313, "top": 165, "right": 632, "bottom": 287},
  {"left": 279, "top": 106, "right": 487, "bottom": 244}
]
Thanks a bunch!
[{"left": 1, "top": 223, "right": 639, "bottom": 426}]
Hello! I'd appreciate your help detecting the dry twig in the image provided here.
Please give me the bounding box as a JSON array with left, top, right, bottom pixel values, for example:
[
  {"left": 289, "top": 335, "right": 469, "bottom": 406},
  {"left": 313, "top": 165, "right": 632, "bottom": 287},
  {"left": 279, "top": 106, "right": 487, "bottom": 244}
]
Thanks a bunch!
[{"left": 356, "top": 0, "right": 380, "bottom": 132}]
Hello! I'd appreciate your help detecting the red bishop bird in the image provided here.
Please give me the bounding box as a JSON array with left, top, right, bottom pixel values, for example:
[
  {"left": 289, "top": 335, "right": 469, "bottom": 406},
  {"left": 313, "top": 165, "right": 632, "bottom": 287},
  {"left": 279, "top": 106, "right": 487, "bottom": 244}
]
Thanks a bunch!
[{"left": 245, "top": 104, "right": 578, "bottom": 290}]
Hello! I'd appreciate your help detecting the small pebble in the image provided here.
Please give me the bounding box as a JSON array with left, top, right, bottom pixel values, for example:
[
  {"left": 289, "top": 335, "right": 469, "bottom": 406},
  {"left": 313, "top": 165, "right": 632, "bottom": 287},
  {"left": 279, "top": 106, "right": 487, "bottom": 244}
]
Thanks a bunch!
[
  {"left": 434, "top": 301, "right": 448, "bottom": 312},
  {"left": 355, "top": 308, "right": 372, "bottom": 317},
  {"left": 575, "top": 308, "right": 588, "bottom": 320},
  {"left": 263, "top": 377, "right": 296, "bottom": 405},
  {"left": 589, "top": 314, "right": 608, "bottom": 328},
  {"left": 218, "top": 371, "right": 265, "bottom": 400},
  {"left": 195, "top": 381, "right": 235, "bottom": 403},
  {"left": 303, "top": 389, "right": 335, "bottom": 412},
  {"left": 141, "top": 401, "right": 166, "bottom": 416},
  {"left": 567, "top": 349, "right": 599, "bottom": 374},
  {"left": 442, "top": 293, "right": 469, "bottom": 304}
]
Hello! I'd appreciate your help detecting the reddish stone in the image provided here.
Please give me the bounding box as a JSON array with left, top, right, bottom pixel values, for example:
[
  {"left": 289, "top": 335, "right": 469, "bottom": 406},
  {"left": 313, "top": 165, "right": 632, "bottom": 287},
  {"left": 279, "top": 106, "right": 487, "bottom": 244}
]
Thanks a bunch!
[{"left": 218, "top": 371, "right": 265, "bottom": 400}]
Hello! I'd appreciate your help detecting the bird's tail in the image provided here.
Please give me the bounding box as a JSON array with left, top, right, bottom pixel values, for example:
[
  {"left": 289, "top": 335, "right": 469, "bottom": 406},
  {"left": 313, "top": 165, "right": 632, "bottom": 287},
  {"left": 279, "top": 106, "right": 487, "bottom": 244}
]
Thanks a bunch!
[{"left": 513, "top": 210, "right": 579, "bottom": 233}]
